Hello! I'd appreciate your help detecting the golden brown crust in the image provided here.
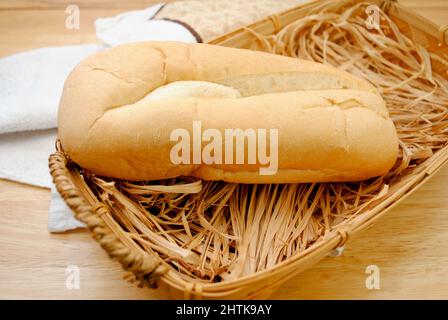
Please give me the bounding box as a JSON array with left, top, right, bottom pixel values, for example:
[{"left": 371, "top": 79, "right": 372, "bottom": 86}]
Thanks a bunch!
[{"left": 58, "top": 41, "right": 398, "bottom": 183}]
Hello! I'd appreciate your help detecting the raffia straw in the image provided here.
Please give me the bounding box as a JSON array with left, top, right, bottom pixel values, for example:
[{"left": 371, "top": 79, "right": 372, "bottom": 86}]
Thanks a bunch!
[{"left": 83, "top": 1, "right": 448, "bottom": 283}]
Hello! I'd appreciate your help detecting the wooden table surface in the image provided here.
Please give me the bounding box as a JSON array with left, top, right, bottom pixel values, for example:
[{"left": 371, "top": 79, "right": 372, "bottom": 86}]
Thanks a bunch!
[{"left": 0, "top": 0, "right": 447, "bottom": 299}]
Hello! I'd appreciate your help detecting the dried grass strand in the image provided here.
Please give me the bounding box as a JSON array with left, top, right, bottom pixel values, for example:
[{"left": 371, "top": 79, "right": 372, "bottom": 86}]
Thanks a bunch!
[{"left": 83, "top": 1, "right": 448, "bottom": 282}]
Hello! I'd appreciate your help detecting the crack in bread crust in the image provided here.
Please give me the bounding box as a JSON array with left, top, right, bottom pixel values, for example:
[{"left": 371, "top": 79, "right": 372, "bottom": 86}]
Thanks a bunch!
[{"left": 58, "top": 41, "right": 397, "bottom": 183}]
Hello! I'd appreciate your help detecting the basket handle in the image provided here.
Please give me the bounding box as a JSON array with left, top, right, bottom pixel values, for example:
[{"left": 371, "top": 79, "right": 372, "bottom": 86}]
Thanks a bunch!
[{"left": 48, "top": 144, "right": 169, "bottom": 287}]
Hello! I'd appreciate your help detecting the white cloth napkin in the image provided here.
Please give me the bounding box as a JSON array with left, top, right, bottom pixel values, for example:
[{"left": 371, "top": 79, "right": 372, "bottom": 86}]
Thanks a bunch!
[
  {"left": 0, "top": 129, "right": 57, "bottom": 188},
  {"left": 0, "top": 44, "right": 104, "bottom": 135},
  {"left": 0, "top": 2, "right": 201, "bottom": 232},
  {"left": 1, "top": 1, "right": 312, "bottom": 233},
  {"left": 95, "top": 4, "right": 197, "bottom": 46},
  {"left": 0, "top": 45, "right": 104, "bottom": 232}
]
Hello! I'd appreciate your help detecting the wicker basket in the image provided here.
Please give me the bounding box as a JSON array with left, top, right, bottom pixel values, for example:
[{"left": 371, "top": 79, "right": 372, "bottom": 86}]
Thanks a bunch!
[{"left": 49, "top": 0, "right": 448, "bottom": 299}]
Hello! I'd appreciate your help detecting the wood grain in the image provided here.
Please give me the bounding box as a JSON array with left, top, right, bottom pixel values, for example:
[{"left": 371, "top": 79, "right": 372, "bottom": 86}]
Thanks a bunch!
[{"left": 0, "top": 0, "right": 447, "bottom": 299}]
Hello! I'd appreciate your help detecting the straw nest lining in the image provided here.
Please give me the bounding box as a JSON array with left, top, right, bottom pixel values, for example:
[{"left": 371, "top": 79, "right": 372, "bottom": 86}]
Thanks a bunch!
[{"left": 81, "top": 1, "right": 448, "bottom": 284}]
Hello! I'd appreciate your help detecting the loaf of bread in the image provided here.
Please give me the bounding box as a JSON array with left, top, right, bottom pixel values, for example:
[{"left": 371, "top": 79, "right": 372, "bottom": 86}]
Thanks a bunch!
[{"left": 58, "top": 41, "right": 398, "bottom": 183}]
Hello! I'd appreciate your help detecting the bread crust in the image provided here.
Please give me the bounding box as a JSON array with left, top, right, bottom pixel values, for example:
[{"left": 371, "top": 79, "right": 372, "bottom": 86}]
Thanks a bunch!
[{"left": 58, "top": 41, "right": 398, "bottom": 183}]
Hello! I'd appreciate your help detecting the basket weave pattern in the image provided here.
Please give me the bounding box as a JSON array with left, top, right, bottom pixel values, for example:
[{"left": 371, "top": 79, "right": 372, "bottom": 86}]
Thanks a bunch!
[{"left": 49, "top": 0, "right": 448, "bottom": 299}]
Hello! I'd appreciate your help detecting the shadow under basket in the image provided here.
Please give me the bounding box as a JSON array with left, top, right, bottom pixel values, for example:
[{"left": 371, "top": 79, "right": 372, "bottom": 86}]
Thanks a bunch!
[{"left": 49, "top": 0, "right": 448, "bottom": 299}]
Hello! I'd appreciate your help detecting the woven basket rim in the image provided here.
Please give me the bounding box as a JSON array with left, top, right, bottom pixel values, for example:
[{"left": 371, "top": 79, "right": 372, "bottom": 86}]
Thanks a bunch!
[
  {"left": 49, "top": 0, "right": 448, "bottom": 297},
  {"left": 49, "top": 144, "right": 448, "bottom": 291},
  {"left": 209, "top": 0, "right": 448, "bottom": 47}
]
